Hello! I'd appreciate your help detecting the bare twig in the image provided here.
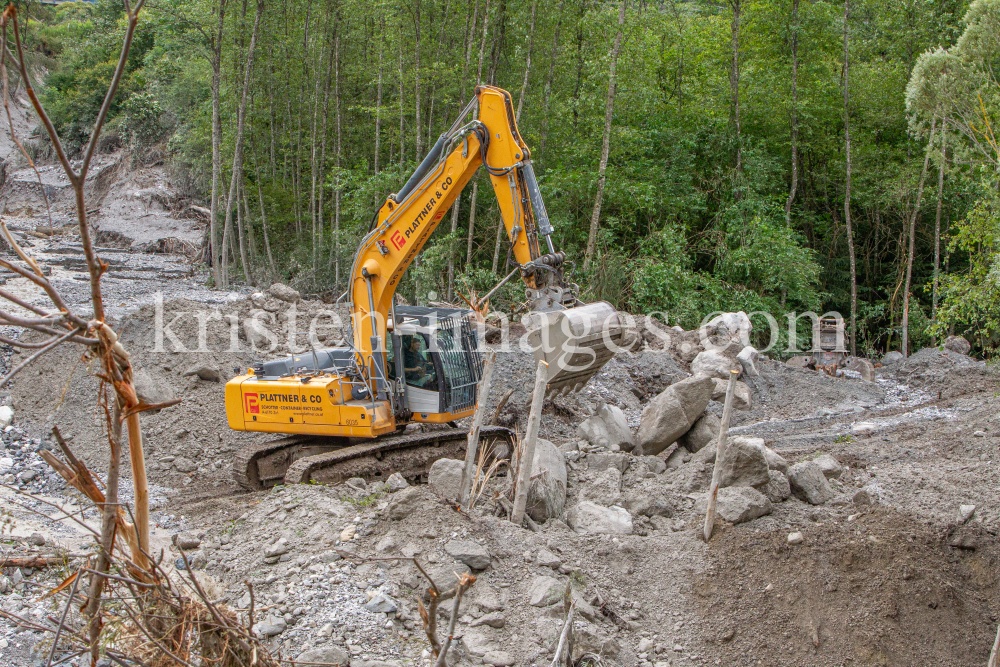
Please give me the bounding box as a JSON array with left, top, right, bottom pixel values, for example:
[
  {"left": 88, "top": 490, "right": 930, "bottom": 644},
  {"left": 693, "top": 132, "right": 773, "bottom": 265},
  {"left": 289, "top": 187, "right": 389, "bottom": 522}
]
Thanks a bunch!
[
  {"left": 46, "top": 566, "right": 82, "bottom": 667},
  {"left": 0, "top": 327, "right": 81, "bottom": 389},
  {"left": 432, "top": 572, "right": 476, "bottom": 667},
  {"left": 550, "top": 600, "right": 576, "bottom": 667}
]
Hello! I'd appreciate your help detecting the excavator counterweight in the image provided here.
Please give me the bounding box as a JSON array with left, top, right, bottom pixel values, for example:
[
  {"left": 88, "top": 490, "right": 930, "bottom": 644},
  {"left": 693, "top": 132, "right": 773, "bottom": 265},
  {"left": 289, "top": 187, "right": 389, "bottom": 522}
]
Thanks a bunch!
[{"left": 225, "top": 86, "right": 626, "bottom": 490}]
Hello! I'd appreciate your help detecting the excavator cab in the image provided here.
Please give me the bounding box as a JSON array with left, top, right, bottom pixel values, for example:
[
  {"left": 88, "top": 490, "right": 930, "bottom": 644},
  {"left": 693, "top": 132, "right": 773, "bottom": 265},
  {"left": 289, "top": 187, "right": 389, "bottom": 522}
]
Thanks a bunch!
[{"left": 387, "top": 306, "right": 483, "bottom": 421}]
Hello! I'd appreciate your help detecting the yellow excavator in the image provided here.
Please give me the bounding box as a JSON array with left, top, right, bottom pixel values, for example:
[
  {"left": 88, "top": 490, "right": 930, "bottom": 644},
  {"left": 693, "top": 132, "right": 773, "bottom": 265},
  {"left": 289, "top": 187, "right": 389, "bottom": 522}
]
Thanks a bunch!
[{"left": 226, "top": 86, "right": 625, "bottom": 490}]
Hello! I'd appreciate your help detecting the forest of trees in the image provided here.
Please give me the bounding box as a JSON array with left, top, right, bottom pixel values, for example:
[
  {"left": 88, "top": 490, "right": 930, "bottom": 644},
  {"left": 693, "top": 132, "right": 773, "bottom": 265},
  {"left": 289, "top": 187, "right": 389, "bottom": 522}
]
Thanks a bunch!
[{"left": 17, "top": 0, "right": 1000, "bottom": 356}]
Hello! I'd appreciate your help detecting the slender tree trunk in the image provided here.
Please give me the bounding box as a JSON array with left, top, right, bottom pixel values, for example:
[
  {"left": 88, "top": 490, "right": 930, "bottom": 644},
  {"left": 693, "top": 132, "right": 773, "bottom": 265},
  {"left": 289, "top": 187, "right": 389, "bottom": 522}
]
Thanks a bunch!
[
  {"left": 221, "top": 0, "right": 263, "bottom": 288},
  {"left": 466, "top": 0, "right": 491, "bottom": 266},
  {"left": 309, "top": 34, "right": 326, "bottom": 277},
  {"left": 584, "top": 0, "right": 626, "bottom": 271},
  {"left": 317, "top": 23, "right": 335, "bottom": 277},
  {"left": 515, "top": 0, "right": 538, "bottom": 123},
  {"left": 253, "top": 149, "right": 276, "bottom": 273},
  {"left": 785, "top": 0, "right": 799, "bottom": 226},
  {"left": 539, "top": 0, "right": 565, "bottom": 158},
  {"left": 729, "top": 0, "right": 742, "bottom": 174},
  {"left": 374, "top": 15, "right": 385, "bottom": 174},
  {"left": 241, "top": 177, "right": 258, "bottom": 267},
  {"left": 398, "top": 22, "right": 405, "bottom": 168},
  {"left": 902, "top": 116, "right": 936, "bottom": 357},
  {"left": 235, "top": 177, "right": 253, "bottom": 286},
  {"left": 843, "top": 0, "right": 858, "bottom": 357},
  {"left": 492, "top": 210, "right": 503, "bottom": 273},
  {"left": 486, "top": 0, "right": 508, "bottom": 85},
  {"left": 210, "top": 0, "right": 228, "bottom": 287},
  {"left": 333, "top": 34, "right": 343, "bottom": 285},
  {"left": 425, "top": 0, "right": 452, "bottom": 143},
  {"left": 414, "top": 0, "right": 422, "bottom": 160},
  {"left": 932, "top": 124, "right": 946, "bottom": 324},
  {"left": 447, "top": 0, "right": 479, "bottom": 300}
]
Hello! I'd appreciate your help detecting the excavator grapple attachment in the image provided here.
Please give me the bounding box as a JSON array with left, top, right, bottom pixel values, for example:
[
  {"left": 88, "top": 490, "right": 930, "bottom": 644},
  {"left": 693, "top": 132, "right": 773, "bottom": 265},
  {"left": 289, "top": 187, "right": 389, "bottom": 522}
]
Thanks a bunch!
[{"left": 525, "top": 301, "right": 627, "bottom": 396}]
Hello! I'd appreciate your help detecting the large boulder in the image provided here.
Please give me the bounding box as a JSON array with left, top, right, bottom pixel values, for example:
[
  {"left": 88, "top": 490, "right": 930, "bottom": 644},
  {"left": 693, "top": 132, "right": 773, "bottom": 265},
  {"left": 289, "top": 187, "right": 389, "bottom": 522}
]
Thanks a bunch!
[
  {"left": 445, "top": 539, "right": 491, "bottom": 570},
  {"left": 387, "top": 486, "right": 435, "bottom": 520},
  {"left": 428, "top": 458, "right": 465, "bottom": 501},
  {"left": 636, "top": 375, "right": 715, "bottom": 455},
  {"left": 787, "top": 461, "right": 835, "bottom": 505},
  {"left": 267, "top": 283, "right": 302, "bottom": 303},
  {"left": 526, "top": 439, "right": 567, "bottom": 522},
  {"left": 691, "top": 349, "right": 741, "bottom": 379},
  {"left": 577, "top": 402, "right": 635, "bottom": 452},
  {"left": 695, "top": 486, "right": 772, "bottom": 524},
  {"left": 882, "top": 350, "right": 904, "bottom": 364},
  {"left": 678, "top": 413, "right": 720, "bottom": 453},
  {"left": 528, "top": 575, "right": 566, "bottom": 607},
  {"left": 705, "top": 311, "right": 752, "bottom": 344},
  {"left": 710, "top": 378, "right": 752, "bottom": 411},
  {"left": 566, "top": 501, "right": 633, "bottom": 535},
  {"left": 717, "top": 437, "right": 770, "bottom": 488},
  {"left": 943, "top": 335, "right": 972, "bottom": 355}
]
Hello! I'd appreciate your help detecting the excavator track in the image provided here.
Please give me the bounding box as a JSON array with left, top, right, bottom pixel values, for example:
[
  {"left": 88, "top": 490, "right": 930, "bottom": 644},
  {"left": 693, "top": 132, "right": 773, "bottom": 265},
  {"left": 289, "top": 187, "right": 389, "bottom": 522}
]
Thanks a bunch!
[{"left": 233, "top": 425, "right": 515, "bottom": 491}]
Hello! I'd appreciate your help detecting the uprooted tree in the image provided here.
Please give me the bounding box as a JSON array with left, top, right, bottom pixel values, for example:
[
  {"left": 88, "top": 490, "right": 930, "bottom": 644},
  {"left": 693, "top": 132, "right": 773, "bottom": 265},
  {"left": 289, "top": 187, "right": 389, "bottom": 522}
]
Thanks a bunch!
[{"left": 0, "top": 2, "right": 278, "bottom": 665}]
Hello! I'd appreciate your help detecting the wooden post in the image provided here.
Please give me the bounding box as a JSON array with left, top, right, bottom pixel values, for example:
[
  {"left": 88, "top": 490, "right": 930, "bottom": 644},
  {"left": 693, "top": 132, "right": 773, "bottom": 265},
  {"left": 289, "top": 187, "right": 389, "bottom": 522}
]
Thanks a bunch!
[
  {"left": 703, "top": 369, "right": 739, "bottom": 542},
  {"left": 460, "top": 350, "right": 496, "bottom": 509},
  {"left": 511, "top": 360, "right": 548, "bottom": 525}
]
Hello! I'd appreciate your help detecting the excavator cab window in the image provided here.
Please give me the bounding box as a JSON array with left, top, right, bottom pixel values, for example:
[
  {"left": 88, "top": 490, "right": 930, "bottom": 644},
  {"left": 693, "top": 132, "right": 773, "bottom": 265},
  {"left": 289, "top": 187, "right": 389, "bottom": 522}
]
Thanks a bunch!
[{"left": 400, "top": 334, "right": 438, "bottom": 390}]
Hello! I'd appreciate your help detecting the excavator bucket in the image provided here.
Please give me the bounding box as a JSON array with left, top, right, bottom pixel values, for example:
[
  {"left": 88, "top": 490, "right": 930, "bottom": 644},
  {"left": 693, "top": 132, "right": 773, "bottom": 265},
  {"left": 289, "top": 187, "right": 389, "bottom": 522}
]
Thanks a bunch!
[{"left": 525, "top": 301, "right": 627, "bottom": 396}]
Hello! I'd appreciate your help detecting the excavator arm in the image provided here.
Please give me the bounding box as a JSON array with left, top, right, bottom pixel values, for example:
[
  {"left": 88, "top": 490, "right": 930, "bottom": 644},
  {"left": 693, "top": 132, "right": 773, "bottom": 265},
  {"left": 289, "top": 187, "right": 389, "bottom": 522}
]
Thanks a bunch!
[{"left": 349, "top": 85, "right": 623, "bottom": 396}]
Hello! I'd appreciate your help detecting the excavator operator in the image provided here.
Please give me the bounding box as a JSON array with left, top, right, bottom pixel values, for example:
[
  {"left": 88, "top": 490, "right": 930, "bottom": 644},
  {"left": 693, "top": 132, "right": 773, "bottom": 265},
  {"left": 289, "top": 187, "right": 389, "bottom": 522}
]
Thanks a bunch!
[{"left": 402, "top": 335, "right": 436, "bottom": 388}]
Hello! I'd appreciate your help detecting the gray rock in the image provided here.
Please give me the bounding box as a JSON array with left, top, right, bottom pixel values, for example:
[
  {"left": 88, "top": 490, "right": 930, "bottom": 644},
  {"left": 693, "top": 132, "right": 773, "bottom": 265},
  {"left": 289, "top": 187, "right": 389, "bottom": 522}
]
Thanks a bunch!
[
  {"left": 387, "top": 486, "right": 433, "bottom": 520},
  {"left": 579, "top": 467, "right": 623, "bottom": 507},
  {"left": 736, "top": 346, "right": 759, "bottom": 377},
  {"left": 173, "top": 457, "right": 197, "bottom": 473},
  {"left": 577, "top": 402, "right": 634, "bottom": 452},
  {"left": 639, "top": 455, "right": 667, "bottom": 475},
  {"left": 787, "top": 532, "right": 804, "bottom": 545},
  {"left": 843, "top": 357, "right": 875, "bottom": 381},
  {"left": 573, "top": 622, "right": 622, "bottom": 661},
  {"left": 445, "top": 539, "right": 491, "bottom": 570},
  {"left": 536, "top": 548, "right": 562, "bottom": 568},
  {"left": 691, "top": 349, "right": 742, "bottom": 379},
  {"left": 760, "top": 470, "right": 791, "bottom": 503},
  {"left": 427, "top": 458, "right": 464, "bottom": 500},
  {"left": 679, "top": 413, "right": 720, "bottom": 453},
  {"left": 27, "top": 533, "right": 45, "bottom": 547},
  {"left": 787, "top": 461, "right": 835, "bottom": 505},
  {"left": 717, "top": 437, "right": 770, "bottom": 488},
  {"left": 183, "top": 362, "right": 221, "bottom": 382},
  {"left": 425, "top": 562, "right": 472, "bottom": 592},
  {"left": 706, "top": 311, "right": 753, "bottom": 343},
  {"left": 483, "top": 651, "right": 515, "bottom": 666},
  {"left": 297, "top": 646, "right": 349, "bottom": 666},
  {"left": 959, "top": 504, "right": 976, "bottom": 523},
  {"left": 268, "top": 283, "right": 302, "bottom": 303},
  {"left": 587, "top": 451, "right": 628, "bottom": 472},
  {"left": 763, "top": 447, "right": 788, "bottom": 473},
  {"left": 364, "top": 592, "right": 398, "bottom": 613},
  {"left": 172, "top": 531, "right": 201, "bottom": 550},
  {"left": 385, "top": 472, "right": 408, "bottom": 491},
  {"left": 471, "top": 612, "right": 506, "bottom": 628},
  {"left": 253, "top": 614, "right": 286, "bottom": 637},
  {"left": 264, "top": 538, "right": 290, "bottom": 558},
  {"left": 785, "top": 355, "right": 811, "bottom": 368},
  {"left": 666, "top": 447, "right": 688, "bottom": 470},
  {"left": 133, "top": 368, "right": 175, "bottom": 412},
  {"left": 0, "top": 575, "right": 10, "bottom": 595},
  {"left": 528, "top": 575, "right": 566, "bottom": 607},
  {"left": 526, "top": 438, "right": 567, "bottom": 523},
  {"left": 882, "top": 350, "right": 904, "bottom": 364},
  {"left": 17, "top": 470, "right": 36, "bottom": 482},
  {"left": 695, "top": 486, "right": 772, "bottom": 524},
  {"left": 711, "top": 378, "right": 752, "bottom": 410},
  {"left": 813, "top": 454, "right": 844, "bottom": 479},
  {"left": 636, "top": 375, "right": 715, "bottom": 455},
  {"left": 566, "top": 501, "right": 633, "bottom": 535},
  {"left": 944, "top": 335, "right": 972, "bottom": 355},
  {"left": 462, "top": 629, "right": 493, "bottom": 657}
]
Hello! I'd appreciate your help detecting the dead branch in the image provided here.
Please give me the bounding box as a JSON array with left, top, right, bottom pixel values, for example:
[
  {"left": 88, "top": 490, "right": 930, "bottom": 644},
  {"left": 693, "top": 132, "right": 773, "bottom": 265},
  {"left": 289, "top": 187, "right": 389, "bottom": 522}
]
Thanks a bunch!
[
  {"left": 47, "top": 566, "right": 82, "bottom": 667},
  {"left": 0, "top": 556, "right": 72, "bottom": 568},
  {"left": 433, "top": 572, "right": 476, "bottom": 667},
  {"left": 551, "top": 599, "right": 575, "bottom": 667},
  {"left": 490, "top": 388, "right": 514, "bottom": 425}
]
